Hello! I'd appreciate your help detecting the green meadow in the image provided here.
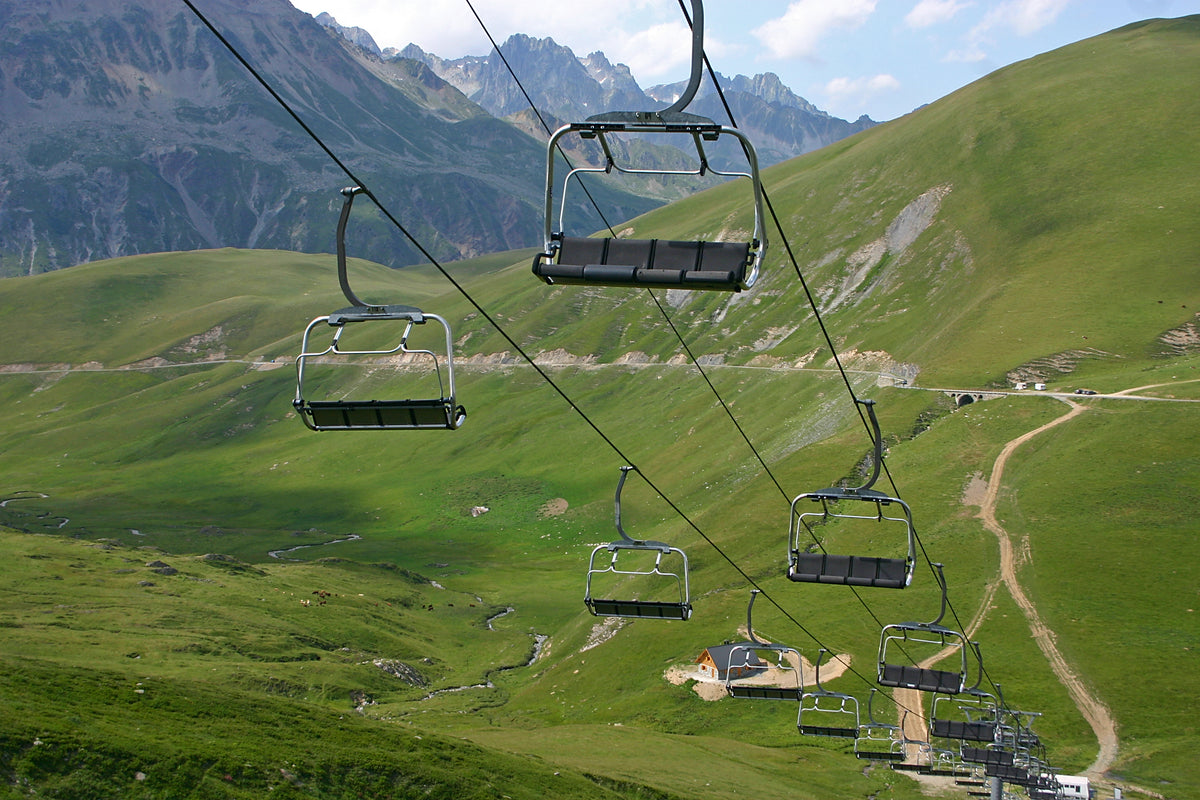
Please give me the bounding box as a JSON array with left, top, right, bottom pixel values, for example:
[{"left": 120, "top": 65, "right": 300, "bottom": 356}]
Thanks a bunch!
[{"left": 0, "top": 17, "right": 1198, "bottom": 800}]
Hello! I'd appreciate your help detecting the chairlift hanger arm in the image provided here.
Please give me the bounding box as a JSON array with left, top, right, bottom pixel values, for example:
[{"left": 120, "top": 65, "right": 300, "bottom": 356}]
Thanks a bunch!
[
  {"left": 336, "top": 186, "right": 373, "bottom": 310},
  {"left": 332, "top": 186, "right": 427, "bottom": 323},
  {"left": 610, "top": 465, "right": 670, "bottom": 552},
  {"left": 665, "top": 0, "right": 704, "bottom": 116}
]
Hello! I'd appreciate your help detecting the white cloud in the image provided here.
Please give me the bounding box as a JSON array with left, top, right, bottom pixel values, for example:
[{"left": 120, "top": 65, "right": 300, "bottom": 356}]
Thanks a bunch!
[
  {"left": 976, "top": 0, "right": 1072, "bottom": 38},
  {"left": 290, "top": 0, "right": 664, "bottom": 58},
  {"left": 905, "top": 0, "right": 971, "bottom": 29},
  {"left": 824, "top": 73, "right": 901, "bottom": 109},
  {"left": 943, "top": 44, "right": 988, "bottom": 63},
  {"left": 946, "top": 0, "right": 1069, "bottom": 66},
  {"left": 752, "top": 0, "right": 878, "bottom": 61},
  {"left": 603, "top": 21, "right": 695, "bottom": 82}
]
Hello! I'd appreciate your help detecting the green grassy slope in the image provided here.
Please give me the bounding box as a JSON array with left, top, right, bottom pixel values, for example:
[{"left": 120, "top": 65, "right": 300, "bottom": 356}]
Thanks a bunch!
[
  {"left": 0, "top": 16, "right": 1198, "bottom": 800},
  {"left": 483, "top": 16, "right": 1198, "bottom": 390}
]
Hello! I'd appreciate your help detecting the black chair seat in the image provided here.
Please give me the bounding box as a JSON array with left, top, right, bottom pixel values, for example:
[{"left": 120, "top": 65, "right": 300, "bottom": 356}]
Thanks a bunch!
[
  {"left": 586, "top": 598, "right": 691, "bottom": 620},
  {"left": 534, "top": 237, "right": 749, "bottom": 291},
  {"left": 788, "top": 553, "right": 909, "bottom": 589},
  {"left": 728, "top": 685, "right": 801, "bottom": 700},
  {"left": 799, "top": 725, "right": 858, "bottom": 739},
  {"left": 931, "top": 719, "right": 997, "bottom": 741},
  {"left": 879, "top": 663, "right": 964, "bottom": 693},
  {"left": 961, "top": 747, "right": 1014, "bottom": 766},
  {"left": 301, "top": 399, "right": 464, "bottom": 430}
]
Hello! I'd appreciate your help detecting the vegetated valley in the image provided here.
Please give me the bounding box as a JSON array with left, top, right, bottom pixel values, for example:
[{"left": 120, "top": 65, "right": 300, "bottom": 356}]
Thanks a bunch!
[{"left": 0, "top": 16, "right": 1198, "bottom": 800}]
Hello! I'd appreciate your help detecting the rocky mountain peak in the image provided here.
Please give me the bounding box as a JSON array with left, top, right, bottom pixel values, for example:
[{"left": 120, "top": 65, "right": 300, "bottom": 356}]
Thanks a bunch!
[
  {"left": 397, "top": 32, "right": 874, "bottom": 162},
  {"left": 314, "top": 12, "right": 382, "bottom": 56},
  {"left": 0, "top": 0, "right": 642, "bottom": 275}
]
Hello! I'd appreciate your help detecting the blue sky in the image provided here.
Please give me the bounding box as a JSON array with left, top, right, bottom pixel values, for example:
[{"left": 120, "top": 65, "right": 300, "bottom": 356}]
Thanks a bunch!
[{"left": 288, "top": 0, "right": 1197, "bottom": 121}]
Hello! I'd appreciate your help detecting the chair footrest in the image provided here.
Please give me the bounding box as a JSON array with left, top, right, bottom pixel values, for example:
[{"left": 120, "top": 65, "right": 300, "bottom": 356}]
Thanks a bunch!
[{"left": 728, "top": 685, "right": 801, "bottom": 700}]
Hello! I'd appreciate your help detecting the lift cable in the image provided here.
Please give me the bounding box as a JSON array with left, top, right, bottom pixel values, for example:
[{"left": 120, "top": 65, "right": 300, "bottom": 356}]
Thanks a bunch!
[
  {"left": 671, "top": 0, "right": 1004, "bottom": 709},
  {"left": 698, "top": 38, "right": 1015, "bottom": 714},
  {"left": 462, "top": 0, "right": 618, "bottom": 239},
  {"left": 180, "top": 0, "right": 893, "bottom": 690},
  {"left": 463, "top": 0, "right": 927, "bottom": 708},
  {"left": 184, "top": 0, "right": 950, "bottom": 722},
  {"left": 462, "top": 2, "right": 793, "bottom": 505},
  {"left": 459, "top": 0, "right": 898, "bottom": 668}
]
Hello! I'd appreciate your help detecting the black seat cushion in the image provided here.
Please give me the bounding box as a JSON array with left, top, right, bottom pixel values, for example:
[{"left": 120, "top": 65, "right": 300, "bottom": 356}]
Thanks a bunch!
[{"left": 535, "top": 237, "right": 749, "bottom": 290}]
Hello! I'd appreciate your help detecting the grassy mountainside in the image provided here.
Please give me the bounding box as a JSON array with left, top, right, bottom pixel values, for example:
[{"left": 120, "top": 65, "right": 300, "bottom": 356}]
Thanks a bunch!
[
  {"left": 446, "top": 16, "right": 1198, "bottom": 391},
  {"left": 0, "top": 16, "right": 1198, "bottom": 800}
]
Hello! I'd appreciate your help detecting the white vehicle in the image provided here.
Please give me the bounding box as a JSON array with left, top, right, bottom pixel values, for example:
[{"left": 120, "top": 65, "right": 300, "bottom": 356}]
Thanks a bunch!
[{"left": 1055, "top": 774, "right": 1091, "bottom": 800}]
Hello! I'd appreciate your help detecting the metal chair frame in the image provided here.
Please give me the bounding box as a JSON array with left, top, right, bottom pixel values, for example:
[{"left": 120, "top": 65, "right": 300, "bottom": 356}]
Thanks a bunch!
[
  {"left": 798, "top": 649, "right": 860, "bottom": 739},
  {"left": 725, "top": 590, "right": 804, "bottom": 700},
  {"left": 293, "top": 187, "right": 464, "bottom": 431},
  {"left": 532, "top": 0, "right": 766, "bottom": 292},
  {"left": 877, "top": 563, "right": 969, "bottom": 694},
  {"left": 585, "top": 467, "right": 691, "bottom": 620},
  {"left": 788, "top": 400, "right": 916, "bottom": 589}
]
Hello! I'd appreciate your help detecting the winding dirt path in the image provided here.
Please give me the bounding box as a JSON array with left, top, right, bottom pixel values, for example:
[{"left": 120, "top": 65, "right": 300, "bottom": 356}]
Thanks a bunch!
[
  {"left": 976, "top": 399, "right": 1118, "bottom": 777},
  {"left": 896, "top": 399, "right": 1119, "bottom": 779}
]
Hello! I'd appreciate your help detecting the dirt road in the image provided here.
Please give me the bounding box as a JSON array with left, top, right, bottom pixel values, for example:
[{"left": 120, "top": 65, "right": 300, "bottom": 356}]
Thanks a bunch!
[{"left": 896, "top": 398, "right": 1119, "bottom": 778}]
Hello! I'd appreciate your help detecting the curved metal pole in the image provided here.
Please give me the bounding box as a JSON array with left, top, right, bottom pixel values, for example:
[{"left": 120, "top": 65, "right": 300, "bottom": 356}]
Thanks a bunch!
[
  {"left": 336, "top": 186, "right": 371, "bottom": 308},
  {"left": 663, "top": 0, "right": 705, "bottom": 115},
  {"left": 854, "top": 398, "right": 883, "bottom": 492},
  {"left": 812, "top": 648, "right": 830, "bottom": 690},
  {"left": 745, "top": 589, "right": 765, "bottom": 645},
  {"left": 613, "top": 465, "right": 636, "bottom": 543},
  {"left": 966, "top": 640, "right": 987, "bottom": 694},
  {"left": 926, "top": 562, "right": 950, "bottom": 627}
]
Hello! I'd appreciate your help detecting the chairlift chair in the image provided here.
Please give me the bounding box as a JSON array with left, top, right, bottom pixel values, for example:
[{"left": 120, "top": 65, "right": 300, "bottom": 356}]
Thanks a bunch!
[
  {"left": 931, "top": 692, "right": 1000, "bottom": 742},
  {"left": 953, "top": 763, "right": 989, "bottom": 787},
  {"left": 922, "top": 747, "right": 965, "bottom": 777},
  {"left": 1003, "top": 709, "right": 1044, "bottom": 751},
  {"left": 584, "top": 467, "right": 692, "bottom": 620},
  {"left": 877, "top": 563, "right": 969, "bottom": 694},
  {"left": 986, "top": 763, "right": 1034, "bottom": 787},
  {"left": 787, "top": 400, "right": 916, "bottom": 589},
  {"left": 725, "top": 590, "right": 804, "bottom": 700},
  {"left": 888, "top": 709, "right": 940, "bottom": 773},
  {"left": 798, "top": 649, "right": 860, "bottom": 739},
  {"left": 854, "top": 689, "right": 905, "bottom": 761},
  {"left": 930, "top": 643, "right": 999, "bottom": 741},
  {"left": 961, "top": 745, "right": 1015, "bottom": 769},
  {"left": 294, "top": 187, "right": 465, "bottom": 431},
  {"left": 532, "top": 0, "right": 766, "bottom": 292}
]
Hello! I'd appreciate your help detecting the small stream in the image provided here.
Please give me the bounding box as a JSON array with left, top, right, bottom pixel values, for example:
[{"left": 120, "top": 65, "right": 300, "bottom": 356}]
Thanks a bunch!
[
  {"left": 268, "top": 533, "right": 361, "bottom": 560},
  {"left": 0, "top": 491, "right": 69, "bottom": 529},
  {"left": 422, "top": 610, "right": 547, "bottom": 699}
]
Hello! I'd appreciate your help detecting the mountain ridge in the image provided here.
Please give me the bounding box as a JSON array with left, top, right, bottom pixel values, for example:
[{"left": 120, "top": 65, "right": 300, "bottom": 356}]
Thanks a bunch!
[
  {"left": 391, "top": 30, "right": 876, "bottom": 166},
  {"left": 0, "top": 0, "right": 656, "bottom": 276}
]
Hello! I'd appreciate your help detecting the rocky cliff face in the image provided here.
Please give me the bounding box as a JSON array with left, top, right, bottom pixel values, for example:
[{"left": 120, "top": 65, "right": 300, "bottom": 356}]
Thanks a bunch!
[
  {"left": 401, "top": 33, "right": 876, "bottom": 167},
  {"left": 0, "top": 0, "right": 652, "bottom": 276}
]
